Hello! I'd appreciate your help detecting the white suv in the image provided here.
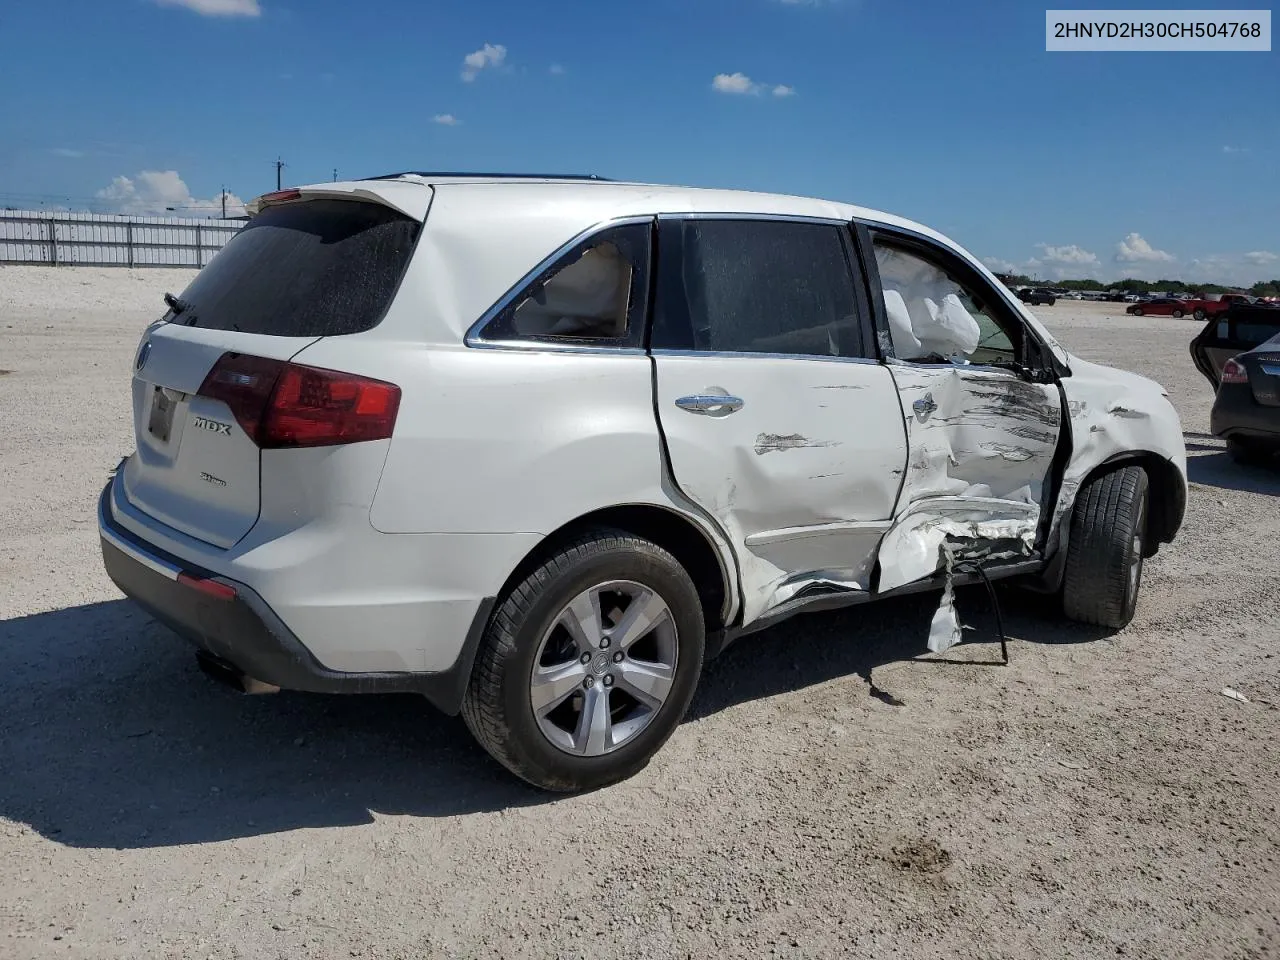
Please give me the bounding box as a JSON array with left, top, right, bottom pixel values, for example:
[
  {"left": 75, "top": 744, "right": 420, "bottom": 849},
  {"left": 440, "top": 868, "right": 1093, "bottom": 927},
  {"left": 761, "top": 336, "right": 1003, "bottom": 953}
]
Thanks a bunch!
[{"left": 99, "top": 174, "right": 1187, "bottom": 791}]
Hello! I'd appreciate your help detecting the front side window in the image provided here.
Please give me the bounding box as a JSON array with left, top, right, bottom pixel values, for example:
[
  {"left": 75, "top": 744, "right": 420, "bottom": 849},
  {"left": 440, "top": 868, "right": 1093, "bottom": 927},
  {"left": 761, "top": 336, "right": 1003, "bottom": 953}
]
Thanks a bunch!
[
  {"left": 873, "top": 242, "right": 1020, "bottom": 367},
  {"left": 478, "top": 222, "right": 649, "bottom": 346},
  {"left": 652, "top": 219, "right": 864, "bottom": 358}
]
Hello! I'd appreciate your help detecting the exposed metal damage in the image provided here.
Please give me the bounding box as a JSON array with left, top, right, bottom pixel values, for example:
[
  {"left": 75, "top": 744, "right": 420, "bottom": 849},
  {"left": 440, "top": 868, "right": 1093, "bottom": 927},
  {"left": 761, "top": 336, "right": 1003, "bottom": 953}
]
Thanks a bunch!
[{"left": 753, "top": 433, "right": 840, "bottom": 456}]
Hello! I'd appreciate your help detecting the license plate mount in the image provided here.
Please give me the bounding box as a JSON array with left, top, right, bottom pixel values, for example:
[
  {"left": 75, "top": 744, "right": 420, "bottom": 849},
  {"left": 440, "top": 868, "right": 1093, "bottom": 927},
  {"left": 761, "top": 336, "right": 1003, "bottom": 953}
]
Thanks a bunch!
[{"left": 148, "top": 387, "right": 175, "bottom": 442}]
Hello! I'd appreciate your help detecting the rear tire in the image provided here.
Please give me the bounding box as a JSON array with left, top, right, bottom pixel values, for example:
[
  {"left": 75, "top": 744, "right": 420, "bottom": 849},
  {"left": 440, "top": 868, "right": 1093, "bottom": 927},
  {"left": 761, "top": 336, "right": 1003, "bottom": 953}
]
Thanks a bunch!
[
  {"left": 462, "top": 529, "right": 705, "bottom": 792},
  {"left": 1061, "top": 466, "right": 1149, "bottom": 629},
  {"left": 1172, "top": 309, "right": 1184, "bottom": 319},
  {"left": 1132, "top": 307, "right": 1144, "bottom": 316}
]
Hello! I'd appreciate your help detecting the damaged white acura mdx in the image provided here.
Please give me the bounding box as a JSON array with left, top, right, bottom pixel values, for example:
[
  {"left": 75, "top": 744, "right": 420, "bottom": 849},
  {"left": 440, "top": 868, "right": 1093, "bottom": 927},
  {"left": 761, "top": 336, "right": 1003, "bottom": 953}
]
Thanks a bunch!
[{"left": 99, "top": 174, "right": 1187, "bottom": 791}]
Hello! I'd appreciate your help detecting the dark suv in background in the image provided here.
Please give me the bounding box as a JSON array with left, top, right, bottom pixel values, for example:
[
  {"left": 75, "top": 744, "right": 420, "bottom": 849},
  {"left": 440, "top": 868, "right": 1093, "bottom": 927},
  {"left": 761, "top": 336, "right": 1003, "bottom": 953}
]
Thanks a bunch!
[{"left": 1018, "top": 287, "right": 1057, "bottom": 306}]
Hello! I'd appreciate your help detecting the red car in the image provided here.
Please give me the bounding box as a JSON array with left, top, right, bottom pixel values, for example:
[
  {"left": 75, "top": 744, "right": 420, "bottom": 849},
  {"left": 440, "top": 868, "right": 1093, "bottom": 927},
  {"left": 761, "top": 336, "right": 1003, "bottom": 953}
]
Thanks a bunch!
[
  {"left": 1127, "top": 298, "right": 1192, "bottom": 318},
  {"left": 1181, "top": 293, "right": 1254, "bottom": 320}
]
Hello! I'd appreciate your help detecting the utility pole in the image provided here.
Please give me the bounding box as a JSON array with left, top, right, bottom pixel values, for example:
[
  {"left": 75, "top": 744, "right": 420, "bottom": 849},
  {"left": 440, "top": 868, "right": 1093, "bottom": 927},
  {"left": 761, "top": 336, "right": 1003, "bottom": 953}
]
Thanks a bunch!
[
  {"left": 220, "top": 186, "right": 227, "bottom": 219},
  {"left": 332, "top": 167, "right": 338, "bottom": 182},
  {"left": 274, "top": 157, "right": 286, "bottom": 191}
]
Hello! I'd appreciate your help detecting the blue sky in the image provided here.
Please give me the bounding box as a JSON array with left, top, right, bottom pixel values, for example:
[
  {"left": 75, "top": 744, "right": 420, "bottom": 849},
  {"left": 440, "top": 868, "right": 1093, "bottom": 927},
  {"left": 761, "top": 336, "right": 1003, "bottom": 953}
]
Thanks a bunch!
[{"left": 0, "top": 0, "right": 1276, "bottom": 284}]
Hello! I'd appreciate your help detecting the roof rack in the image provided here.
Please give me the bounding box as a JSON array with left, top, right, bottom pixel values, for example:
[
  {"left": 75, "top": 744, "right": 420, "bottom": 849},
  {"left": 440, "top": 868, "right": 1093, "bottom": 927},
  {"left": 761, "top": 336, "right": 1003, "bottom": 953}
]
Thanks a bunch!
[{"left": 366, "top": 171, "right": 612, "bottom": 182}]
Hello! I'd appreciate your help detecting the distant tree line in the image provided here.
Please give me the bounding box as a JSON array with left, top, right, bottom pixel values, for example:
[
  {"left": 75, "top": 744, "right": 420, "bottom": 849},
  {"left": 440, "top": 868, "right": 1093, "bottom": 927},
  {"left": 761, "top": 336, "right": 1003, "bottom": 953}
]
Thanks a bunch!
[{"left": 1001, "top": 274, "right": 1280, "bottom": 298}]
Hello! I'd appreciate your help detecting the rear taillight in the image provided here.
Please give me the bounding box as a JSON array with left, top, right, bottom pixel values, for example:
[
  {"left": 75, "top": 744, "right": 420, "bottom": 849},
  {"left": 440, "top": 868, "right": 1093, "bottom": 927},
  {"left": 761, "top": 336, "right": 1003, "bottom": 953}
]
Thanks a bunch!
[
  {"left": 199, "top": 353, "right": 285, "bottom": 440},
  {"left": 197, "top": 353, "right": 400, "bottom": 448},
  {"left": 1221, "top": 358, "right": 1249, "bottom": 384}
]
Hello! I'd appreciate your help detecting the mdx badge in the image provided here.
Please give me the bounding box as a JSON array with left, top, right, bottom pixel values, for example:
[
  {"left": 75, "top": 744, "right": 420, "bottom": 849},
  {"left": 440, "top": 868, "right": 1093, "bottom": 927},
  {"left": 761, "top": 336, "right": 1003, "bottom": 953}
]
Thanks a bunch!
[{"left": 191, "top": 415, "right": 232, "bottom": 436}]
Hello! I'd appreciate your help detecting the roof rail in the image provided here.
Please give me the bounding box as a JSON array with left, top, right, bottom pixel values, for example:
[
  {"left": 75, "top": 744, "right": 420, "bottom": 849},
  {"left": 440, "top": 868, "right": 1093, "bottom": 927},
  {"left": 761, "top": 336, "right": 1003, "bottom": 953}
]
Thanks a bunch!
[{"left": 365, "top": 171, "right": 612, "bottom": 182}]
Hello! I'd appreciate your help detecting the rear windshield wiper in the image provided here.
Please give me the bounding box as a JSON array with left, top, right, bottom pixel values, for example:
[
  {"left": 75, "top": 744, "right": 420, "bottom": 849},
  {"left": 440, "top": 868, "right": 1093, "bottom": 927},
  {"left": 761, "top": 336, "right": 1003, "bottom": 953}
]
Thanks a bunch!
[{"left": 163, "top": 292, "right": 192, "bottom": 317}]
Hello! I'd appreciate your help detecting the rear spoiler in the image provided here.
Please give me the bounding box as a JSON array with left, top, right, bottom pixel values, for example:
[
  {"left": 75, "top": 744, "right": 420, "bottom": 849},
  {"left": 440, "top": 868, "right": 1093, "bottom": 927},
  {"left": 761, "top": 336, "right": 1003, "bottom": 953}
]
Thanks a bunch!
[{"left": 245, "top": 181, "right": 433, "bottom": 221}]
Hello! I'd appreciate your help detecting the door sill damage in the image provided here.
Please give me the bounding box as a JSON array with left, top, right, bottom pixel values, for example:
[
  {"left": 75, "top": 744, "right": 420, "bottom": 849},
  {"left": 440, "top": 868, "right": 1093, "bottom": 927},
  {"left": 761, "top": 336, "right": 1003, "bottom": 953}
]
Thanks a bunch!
[{"left": 925, "top": 544, "right": 1010, "bottom": 662}]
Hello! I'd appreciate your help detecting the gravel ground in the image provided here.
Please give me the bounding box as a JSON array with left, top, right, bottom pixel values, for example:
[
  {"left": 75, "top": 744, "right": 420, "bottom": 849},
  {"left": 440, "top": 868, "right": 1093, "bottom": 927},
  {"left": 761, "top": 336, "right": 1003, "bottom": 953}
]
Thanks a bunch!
[{"left": 2, "top": 266, "right": 1277, "bottom": 960}]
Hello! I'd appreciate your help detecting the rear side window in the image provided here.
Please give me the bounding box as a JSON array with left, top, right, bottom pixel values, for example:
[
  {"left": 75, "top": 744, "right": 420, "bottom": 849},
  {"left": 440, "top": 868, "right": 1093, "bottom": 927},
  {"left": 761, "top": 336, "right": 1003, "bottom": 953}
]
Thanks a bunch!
[
  {"left": 173, "top": 199, "right": 421, "bottom": 337},
  {"left": 475, "top": 222, "right": 651, "bottom": 347},
  {"left": 651, "top": 219, "right": 863, "bottom": 358}
]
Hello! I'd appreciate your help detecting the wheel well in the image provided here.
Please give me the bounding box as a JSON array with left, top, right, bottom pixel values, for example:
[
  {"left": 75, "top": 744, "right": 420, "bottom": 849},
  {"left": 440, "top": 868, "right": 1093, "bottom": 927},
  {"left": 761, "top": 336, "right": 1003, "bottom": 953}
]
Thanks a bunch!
[
  {"left": 1090, "top": 452, "right": 1185, "bottom": 550},
  {"left": 500, "top": 506, "right": 731, "bottom": 632}
]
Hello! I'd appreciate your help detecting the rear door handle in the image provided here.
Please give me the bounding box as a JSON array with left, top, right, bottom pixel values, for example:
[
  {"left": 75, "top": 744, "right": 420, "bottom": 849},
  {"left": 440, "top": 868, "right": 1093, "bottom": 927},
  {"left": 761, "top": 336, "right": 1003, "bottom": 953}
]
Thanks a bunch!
[{"left": 675, "top": 394, "right": 745, "bottom": 417}]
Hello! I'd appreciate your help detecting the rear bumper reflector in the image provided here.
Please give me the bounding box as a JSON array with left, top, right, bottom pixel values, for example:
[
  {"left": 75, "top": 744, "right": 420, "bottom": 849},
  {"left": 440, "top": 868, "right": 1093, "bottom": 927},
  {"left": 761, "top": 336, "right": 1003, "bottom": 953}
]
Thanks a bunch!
[{"left": 176, "top": 572, "right": 237, "bottom": 601}]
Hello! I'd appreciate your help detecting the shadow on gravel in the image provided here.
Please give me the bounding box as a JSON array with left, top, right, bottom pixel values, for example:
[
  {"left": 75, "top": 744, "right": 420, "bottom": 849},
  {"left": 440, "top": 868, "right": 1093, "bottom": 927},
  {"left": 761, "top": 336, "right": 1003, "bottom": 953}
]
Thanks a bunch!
[
  {"left": 1, "top": 588, "right": 1112, "bottom": 849},
  {"left": 1186, "top": 450, "right": 1280, "bottom": 495},
  {"left": 688, "top": 585, "right": 1112, "bottom": 722}
]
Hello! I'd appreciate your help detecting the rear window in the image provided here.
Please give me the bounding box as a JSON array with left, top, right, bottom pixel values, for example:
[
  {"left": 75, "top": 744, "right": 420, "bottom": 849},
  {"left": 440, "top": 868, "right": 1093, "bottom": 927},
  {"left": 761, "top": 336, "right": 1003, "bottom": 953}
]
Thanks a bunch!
[{"left": 173, "top": 199, "right": 421, "bottom": 337}]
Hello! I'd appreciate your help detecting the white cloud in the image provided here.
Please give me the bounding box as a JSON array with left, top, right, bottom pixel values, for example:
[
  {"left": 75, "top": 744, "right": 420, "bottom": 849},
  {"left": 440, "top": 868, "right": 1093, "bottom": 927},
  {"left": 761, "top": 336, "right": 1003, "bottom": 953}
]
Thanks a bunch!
[
  {"left": 461, "top": 43, "right": 507, "bottom": 81},
  {"left": 982, "top": 256, "right": 1019, "bottom": 274},
  {"left": 432, "top": 114, "right": 460, "bottom": 126},
  {"left": 713, "top": 72, "right": 757, "bottom": 94},
  {"left": 1244, "top": 251, "right": 1278, "bottom": 265},
  {"left": 95, "top": 170, "right": 246, "bottom": 218},
  {"left": 712, "top": 73, "right": 795, "bottom": 97},
  {"left": 151, "top": 0, "right": 261, "bottom": 17},
  {"left": 1222, "top": 145, "right": 1248, "bottom": 154},
  {"left": 50, "top": 148, "right": 84, "bottom": 158},
  {"left": 549, "top": 63, "right": 566, "bottom": 75},
  {"left": 1115, "top": 232, "right": 1175, "bottom": 263},
  {"left": 1037, "top": 243, "right": 1099, "bottom": 266}
]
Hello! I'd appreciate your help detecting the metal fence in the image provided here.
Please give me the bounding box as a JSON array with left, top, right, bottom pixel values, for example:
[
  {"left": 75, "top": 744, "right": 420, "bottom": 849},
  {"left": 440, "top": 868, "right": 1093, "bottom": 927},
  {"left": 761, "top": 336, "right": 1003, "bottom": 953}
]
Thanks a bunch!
[{"left": 0, "top": 210, "right": 245, "bottom": 268}]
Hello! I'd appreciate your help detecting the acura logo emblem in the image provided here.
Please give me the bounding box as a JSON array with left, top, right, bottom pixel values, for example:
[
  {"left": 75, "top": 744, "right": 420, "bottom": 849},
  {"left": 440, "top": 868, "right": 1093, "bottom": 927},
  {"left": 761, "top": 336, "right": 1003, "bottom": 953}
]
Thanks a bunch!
[{"left": 136, "top": 341, "right": 152, "bottom": 371}]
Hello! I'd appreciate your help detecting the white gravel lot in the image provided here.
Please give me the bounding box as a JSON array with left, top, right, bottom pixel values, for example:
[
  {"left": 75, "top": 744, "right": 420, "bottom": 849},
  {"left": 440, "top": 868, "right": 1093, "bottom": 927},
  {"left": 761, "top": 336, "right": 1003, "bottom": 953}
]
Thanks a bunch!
[{"left": 1, "top": 265, "right": 1278, "bottom": 960}]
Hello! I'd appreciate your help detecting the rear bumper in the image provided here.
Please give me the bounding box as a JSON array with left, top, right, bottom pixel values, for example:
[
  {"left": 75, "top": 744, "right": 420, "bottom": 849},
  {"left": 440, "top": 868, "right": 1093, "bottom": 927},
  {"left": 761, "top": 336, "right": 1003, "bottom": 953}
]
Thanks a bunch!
[
  {"left": 1211, "top": 385, "right": 1280, "bottom": 445},
  {"left": 98, "top": 482, "right": 494, "bottom": 713}
]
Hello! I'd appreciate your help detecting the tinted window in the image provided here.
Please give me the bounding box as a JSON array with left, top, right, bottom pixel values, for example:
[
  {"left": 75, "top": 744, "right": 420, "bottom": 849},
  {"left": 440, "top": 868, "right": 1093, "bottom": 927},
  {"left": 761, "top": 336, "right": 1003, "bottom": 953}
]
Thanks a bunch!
[
  {"left": 873, "top": 242, "right": 1019, "bottom": 366},
  {"left": 653, "top": 220, "right": 862, "bottom": 358},
  {"left": 479, "top": 222, "right": 650, "bottom": 346},
  {"left": 174, "top": 199, "right": 420, "bottom": 337}
]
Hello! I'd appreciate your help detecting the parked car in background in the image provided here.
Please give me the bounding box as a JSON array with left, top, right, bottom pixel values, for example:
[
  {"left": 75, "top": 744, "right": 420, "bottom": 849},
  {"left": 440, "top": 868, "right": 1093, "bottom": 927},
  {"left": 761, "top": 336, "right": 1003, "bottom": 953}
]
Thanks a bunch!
[
  {"left": 98, "top": 173, "right": 1188, "bottom": 791},
  {"left": 1190, "top": 304, "right": 1280, "bottom": 387},
  {"left": 1183, "top": 293, "right": 1255, "bottom": 321},
  {"left": 1128, "top": 298, "right": 1191, "bottom": 318},
  {"left": 1018, "top": 287, "right": 1057, "bottom": 306},
  {"left": 1206, "top": 330, "right": 1280, "bottom": 465}
]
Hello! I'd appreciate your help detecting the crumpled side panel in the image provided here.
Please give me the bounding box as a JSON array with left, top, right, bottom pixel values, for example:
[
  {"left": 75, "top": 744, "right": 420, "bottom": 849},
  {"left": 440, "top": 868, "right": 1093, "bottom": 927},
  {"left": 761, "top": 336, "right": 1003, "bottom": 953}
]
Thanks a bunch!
[
  {"left": 1051, "top": 357, "right": 1188, "bottom": 553},
  {"left": 877, "top": 497, "right": 1040, "bottom": 592}
]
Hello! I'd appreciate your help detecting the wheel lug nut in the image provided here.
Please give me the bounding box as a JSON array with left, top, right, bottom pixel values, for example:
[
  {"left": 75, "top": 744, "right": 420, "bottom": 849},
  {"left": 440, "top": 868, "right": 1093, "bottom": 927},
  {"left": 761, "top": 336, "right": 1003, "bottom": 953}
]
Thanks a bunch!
[
  {"left": 599, "top": 636, "right": 611, "bottom": 649},
  {"left": 583, "top": 677, "right": 594, "bottom": 688},
  {"left": 612, "top": 651, "right": 624, "bottom": 663},
  {"left": 580, "top": 652, "right": 591, "bottom": 664},
  {"left": 603, "top": 675, "right": 614, "bottom": 688}
]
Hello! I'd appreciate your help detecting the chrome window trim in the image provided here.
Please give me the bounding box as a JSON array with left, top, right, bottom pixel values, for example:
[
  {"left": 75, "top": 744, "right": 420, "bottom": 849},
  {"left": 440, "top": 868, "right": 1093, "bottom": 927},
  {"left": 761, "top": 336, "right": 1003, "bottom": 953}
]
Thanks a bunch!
[
  {"left": 655, "top": 212, "right": 851, "bottom": 227},
  {"left": 463, "top": 215, "right": 655, "bottom": 350},
  {"left": 466, "top": 341, "right": 646, "bottom": 357},
  {"left": 651, "top": 348, "right": 881, "bottom": 366}
]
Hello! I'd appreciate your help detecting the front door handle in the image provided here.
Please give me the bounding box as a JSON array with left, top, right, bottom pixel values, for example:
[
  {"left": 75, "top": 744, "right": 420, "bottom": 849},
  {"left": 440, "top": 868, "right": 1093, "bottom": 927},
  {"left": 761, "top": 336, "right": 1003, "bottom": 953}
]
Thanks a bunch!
[
  {"left": 675, "top": 394, "right": 745, "bottom": 417},
  {"left": 912, "top": 392, "right": 937, "bottom": 419}
]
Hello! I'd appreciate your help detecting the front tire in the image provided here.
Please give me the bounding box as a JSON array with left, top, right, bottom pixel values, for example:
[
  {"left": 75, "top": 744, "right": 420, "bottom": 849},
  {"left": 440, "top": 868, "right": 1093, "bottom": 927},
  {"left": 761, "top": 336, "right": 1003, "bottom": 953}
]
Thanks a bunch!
[
  {"left": 1193, "top": 308, "right": 1206, "bottom": 321},
  {"left": 1132, "top": 307, "right": 1144, "bottom": 316},
  {"left": 1172, "top": 309, "right": 1184, "bottom": 319},
  {"left": 462, "top": 529, "right": 705, "bottom": 792},
  {"left": 1061, "top": 466, "right": 1149, "bottom": 629}
]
